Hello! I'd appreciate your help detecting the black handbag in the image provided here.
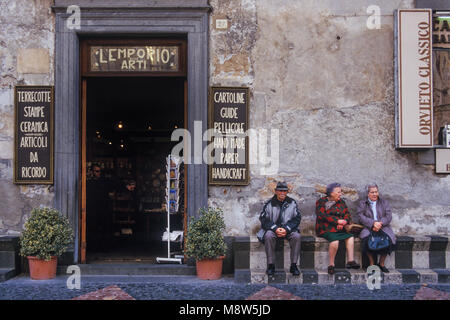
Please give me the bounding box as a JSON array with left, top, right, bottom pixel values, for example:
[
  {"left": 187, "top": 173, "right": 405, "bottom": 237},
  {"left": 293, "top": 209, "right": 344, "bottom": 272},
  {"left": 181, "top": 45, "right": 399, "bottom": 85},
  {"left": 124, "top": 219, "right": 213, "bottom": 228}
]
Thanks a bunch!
[{"left": 368, "top": 230, "right": 390, "bottom": 251}]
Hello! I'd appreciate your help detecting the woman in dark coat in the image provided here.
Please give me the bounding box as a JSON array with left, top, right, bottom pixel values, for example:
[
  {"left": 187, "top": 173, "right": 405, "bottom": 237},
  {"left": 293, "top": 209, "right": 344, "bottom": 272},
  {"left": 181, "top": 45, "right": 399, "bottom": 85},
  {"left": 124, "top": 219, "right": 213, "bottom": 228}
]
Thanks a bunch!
[
  {"left": 316, "top": 182, "right": 360, "bottom": 274},
  {"left": 357, "top": 183, "right": 396, "bottom": 273}
]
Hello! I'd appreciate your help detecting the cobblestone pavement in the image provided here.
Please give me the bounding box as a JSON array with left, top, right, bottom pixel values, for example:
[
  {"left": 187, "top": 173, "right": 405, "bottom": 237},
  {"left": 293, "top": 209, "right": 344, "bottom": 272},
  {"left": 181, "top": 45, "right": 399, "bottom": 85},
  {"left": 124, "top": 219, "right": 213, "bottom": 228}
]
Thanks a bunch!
[{"left": 0, "top": 275, "right": 449, "bottom": 301}]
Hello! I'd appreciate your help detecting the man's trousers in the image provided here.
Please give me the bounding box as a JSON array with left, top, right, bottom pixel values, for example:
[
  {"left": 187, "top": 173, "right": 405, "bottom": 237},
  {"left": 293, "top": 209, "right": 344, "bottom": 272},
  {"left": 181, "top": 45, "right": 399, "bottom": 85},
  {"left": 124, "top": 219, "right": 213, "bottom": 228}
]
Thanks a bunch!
[{"left": 263, "top": 230, "right": 301, "bottom": 265}]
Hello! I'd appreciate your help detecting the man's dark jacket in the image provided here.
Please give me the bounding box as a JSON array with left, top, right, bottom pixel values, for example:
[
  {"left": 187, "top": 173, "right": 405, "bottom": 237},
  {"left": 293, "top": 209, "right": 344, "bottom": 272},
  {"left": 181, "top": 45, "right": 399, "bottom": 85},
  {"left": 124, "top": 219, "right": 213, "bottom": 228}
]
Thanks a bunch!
[{"left": 257, "top": 195, "right": 301, "bottom": 242}]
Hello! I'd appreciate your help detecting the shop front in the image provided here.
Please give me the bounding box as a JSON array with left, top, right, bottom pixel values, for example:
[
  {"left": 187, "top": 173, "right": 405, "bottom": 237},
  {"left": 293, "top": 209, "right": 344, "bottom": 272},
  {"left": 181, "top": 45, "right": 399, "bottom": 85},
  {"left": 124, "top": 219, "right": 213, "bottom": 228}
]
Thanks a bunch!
[{"left": 51, "top": 0, "right": 210, "bottom": 264}]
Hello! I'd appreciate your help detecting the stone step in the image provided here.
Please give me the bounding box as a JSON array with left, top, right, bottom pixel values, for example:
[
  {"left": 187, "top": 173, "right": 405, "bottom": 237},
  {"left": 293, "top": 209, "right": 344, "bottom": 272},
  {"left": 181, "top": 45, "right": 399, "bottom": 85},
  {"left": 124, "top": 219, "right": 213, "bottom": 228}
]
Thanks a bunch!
[
  {"left": 0, "top": 268, "right": 17, "bottom": 282},
  {"left": 0, "top": 236, "right": 21, "bottom": 273},
  {"left": 0, "top": 236, "right": 20, "bottom": 251},
  {"left": 248, "top": 268, "right": 450, "bottom": 285},
  {"left": 56, "top": 263, "right": 196, "bottom": 276},
  {"left": 0, "top": 251, "right": 17, "bottom": 268},
  {"left": 244, "top": 235, "right": 450, "bottom": 272}
]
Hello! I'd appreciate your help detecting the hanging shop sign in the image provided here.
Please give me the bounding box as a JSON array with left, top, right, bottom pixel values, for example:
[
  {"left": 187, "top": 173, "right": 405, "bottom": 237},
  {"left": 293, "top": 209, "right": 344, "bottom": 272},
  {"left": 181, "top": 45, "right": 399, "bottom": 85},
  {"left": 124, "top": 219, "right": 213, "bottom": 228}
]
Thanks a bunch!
[
  {"left": 433, "top": 16, "right": 450, "bottom": 48},
  {"left": 14, "top": 86, "right": 54, "bottom": 184},
  {"left": 209, "top": 87, "right": 249, "bottom": 185},
  {"left": 89, "top": 45, "right": 179, "bottom": 72},
  {"left": 395, "top": 9, "right": 434, "bottom": 148},
  {"left": 435, "top": 149, "right": 450, "bottom": 173}
]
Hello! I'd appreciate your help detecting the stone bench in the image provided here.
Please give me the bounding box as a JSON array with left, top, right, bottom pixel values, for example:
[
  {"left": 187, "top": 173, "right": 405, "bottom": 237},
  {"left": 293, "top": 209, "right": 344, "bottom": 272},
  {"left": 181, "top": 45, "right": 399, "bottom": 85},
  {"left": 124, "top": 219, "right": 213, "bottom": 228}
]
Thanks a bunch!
[
  {"left": 233, "top": 235, "right": 450, "bottom": 284},
  {"left": 0, "top": 235, "right": 20, "bottom": 282}
]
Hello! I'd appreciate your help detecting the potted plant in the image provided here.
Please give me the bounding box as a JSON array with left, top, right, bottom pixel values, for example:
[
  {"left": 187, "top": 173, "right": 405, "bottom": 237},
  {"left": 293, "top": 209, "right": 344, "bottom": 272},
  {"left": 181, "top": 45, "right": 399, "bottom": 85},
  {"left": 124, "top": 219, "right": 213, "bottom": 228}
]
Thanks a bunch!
[
  {"left": 184, "top": 207, "right": 227, "bottom": 280},
  {"left": 19, "top": 207, "right": 73, "bottom": 280}
]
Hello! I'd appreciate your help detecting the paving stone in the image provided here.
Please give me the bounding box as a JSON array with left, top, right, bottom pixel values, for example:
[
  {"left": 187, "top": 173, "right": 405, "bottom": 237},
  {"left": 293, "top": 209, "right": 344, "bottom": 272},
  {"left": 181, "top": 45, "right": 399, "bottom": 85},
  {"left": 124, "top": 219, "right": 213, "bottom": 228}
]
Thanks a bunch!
[
  {"left": 0, "top": 274, "right": 449, "bottom": 300},
  {"left": 72, "top": 285, "right": 135, "bottom": 300},
  {"left": 246, "top": 286, "right": 303, "bottom": 300},
  {"left": 413, "top": 285, "right": 450, "bottom": 300}
]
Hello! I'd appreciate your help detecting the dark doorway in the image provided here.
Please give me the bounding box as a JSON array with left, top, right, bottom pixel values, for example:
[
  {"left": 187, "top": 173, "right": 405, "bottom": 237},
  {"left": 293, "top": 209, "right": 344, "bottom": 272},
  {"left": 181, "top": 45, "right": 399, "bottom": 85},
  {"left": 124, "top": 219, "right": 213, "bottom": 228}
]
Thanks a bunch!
[{"left": 85, "top": 77, "right": 186, "bottom": 263}]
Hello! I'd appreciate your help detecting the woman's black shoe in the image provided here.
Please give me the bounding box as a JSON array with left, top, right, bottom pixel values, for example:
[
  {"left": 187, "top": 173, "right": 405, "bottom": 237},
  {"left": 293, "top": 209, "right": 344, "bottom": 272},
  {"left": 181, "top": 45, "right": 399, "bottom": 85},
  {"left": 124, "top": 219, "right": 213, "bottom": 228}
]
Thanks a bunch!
[
  {"left": 327, "top": 265, "right": 335, "bottom": 275},
  {"left": 378, "top": 264, "right": 389, "bottom": 273},
  {"left": 266, "top": 264, "right": 275, "bottom": 276}
]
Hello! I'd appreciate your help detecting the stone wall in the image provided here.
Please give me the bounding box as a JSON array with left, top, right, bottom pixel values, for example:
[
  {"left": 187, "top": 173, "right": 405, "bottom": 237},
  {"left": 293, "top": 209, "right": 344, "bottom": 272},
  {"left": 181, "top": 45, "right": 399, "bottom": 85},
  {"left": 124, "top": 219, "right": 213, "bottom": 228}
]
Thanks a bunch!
[
  {"left": 0, "top": 0, "right": 448, "bottom": 238},
  {"left": 0, "top": 0, "right": 55, "bottom": 235},
  {"left": 208, "top": 0, "right": 450, "bottom": 237}
]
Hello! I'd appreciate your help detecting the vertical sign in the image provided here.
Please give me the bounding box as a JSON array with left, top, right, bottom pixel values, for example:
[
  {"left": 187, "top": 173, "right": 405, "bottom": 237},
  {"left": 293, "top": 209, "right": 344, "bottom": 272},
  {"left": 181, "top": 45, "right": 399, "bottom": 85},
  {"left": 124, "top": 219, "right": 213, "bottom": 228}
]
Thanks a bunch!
[
  {"left": 14, "top": 86, "right": 54, "bottom": 184},
  {"left": 395, "top": 9, "right": 433, "bottom": 148},
  {"left": 209, "top": 87, "right": 249, "bottom": 185}
]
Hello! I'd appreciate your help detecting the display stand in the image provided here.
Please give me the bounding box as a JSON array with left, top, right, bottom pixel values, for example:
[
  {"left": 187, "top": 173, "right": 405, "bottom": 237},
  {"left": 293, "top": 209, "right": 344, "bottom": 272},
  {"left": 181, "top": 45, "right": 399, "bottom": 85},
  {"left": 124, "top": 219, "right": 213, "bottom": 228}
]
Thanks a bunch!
[{"left": 156, "top": 155, "right": 183, "bottom": 264}]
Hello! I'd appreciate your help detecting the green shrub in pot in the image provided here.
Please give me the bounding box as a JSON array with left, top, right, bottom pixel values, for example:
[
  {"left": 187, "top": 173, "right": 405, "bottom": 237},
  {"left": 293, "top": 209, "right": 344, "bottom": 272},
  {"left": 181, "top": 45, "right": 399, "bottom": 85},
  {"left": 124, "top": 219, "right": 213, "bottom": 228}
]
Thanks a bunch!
[
  {"left": 184, "top": 207, "right": 227, "bottom": 261},
  {"left": 19, "top": 207, "right": 74, "bottom": 261}
]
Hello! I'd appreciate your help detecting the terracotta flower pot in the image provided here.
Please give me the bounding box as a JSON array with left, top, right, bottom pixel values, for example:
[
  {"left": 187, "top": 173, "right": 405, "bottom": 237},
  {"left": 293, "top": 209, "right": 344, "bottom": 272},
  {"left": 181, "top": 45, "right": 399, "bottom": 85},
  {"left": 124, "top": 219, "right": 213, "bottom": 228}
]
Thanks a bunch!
[
  {"left": 196, "top": 256, "right": 225, "bottom": 280},
  {"left": 27, "top": 256, "right": 57, "bottom": 280}
]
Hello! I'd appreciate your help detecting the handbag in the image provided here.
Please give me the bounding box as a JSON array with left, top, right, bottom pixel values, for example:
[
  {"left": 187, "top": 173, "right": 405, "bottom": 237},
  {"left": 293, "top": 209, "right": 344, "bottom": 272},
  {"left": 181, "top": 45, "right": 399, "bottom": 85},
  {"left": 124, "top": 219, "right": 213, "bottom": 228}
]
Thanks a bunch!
[
  {"left": 344, "top": 223, "right": 364, "bottom": 235},
  {"left": 367, "top": 230, "right": 390, "bottom": 251}
]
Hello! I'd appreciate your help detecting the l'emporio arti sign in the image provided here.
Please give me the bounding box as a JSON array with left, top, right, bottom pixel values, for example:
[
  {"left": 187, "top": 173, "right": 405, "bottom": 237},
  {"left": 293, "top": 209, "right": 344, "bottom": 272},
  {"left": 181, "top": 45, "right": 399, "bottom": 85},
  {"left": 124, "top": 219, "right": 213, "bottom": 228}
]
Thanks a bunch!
[{"left": 89, "top": 45, "right": 179, "bottom": 72}]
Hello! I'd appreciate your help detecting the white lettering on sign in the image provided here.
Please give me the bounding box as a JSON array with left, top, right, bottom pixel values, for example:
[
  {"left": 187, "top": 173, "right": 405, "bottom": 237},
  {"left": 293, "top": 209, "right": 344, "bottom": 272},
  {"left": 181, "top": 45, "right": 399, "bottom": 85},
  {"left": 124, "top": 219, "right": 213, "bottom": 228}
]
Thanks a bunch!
[
  {"left": 91, "top": 46, "right": 178, "bottom": 72},
  {"left": 23, "top": 106, "right": 45, "bottom": 117},
  {"left": 21, "top": 166, "right": 47, "bottom": 178},
  {"left": 20, "top": 121, "right": 48, "bottom": 133},
  {"left": 211, "top": 168, "right": 246, "bottom": 180},
  {"left": 214, "top": 91, "right": 245, "bottom": 104},
  {"left": 19, "top": 136, "right": 48, "bottom": 148},
  {"left": 17, "top": 91, "right": 51, "bottom": 103},
  {"left": 220, "top": 107, "right": 238, "bottom": 119}
]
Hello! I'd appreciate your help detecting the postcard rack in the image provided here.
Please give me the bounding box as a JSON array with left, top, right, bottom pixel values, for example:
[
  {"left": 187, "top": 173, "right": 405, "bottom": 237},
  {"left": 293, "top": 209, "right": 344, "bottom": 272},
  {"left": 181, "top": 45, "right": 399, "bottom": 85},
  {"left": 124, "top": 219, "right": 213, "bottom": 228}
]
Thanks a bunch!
[{"left": 156, "top": 154, "right": 183, "bottom": 264}]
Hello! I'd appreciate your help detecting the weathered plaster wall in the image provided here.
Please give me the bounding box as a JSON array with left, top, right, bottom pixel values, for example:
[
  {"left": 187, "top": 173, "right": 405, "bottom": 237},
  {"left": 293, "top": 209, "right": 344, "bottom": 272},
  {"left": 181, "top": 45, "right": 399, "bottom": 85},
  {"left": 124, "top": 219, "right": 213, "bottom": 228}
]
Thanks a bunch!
[
  {"left": 0, "top": 0, "right": 448, "bottom": 238},
  {"left": 0, "top": 0, "right": 55, "bottom": 235},
  {"left": 209, "top": 0, "right": 450, "bottom": 236}
]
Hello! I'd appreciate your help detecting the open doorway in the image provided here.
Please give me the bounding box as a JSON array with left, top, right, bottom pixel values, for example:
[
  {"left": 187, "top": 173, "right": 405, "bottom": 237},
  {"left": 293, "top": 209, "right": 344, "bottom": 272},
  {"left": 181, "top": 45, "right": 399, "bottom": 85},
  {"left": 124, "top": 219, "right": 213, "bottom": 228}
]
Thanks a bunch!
[{"left": 84, "top": 77, "right": 186, "bottom": 263}]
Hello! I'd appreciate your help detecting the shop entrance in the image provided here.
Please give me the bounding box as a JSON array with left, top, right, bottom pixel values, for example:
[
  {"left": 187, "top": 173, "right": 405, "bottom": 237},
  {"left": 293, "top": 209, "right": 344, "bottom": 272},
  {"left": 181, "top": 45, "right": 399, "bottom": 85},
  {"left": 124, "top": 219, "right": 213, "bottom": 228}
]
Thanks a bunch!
[
  {"left": 83, "top": 77, "right": 186, "bottom": 263},
  {"left": 79, "top": 38, "right": 188, "bottom": 263}
]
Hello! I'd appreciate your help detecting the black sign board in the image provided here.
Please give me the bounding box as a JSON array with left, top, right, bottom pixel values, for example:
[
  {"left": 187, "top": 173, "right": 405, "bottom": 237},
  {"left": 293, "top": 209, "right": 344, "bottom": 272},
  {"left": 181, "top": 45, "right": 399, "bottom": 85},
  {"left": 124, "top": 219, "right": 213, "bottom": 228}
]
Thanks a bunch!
[
  {"left": 209, "top": 87, "right": 249, "bottom": 185},
  {"left": 90, "top": 46, "right": 180, "bottom": 72},
  {"left": 14, "top": 86, "right": 54, "bottom": 184}
]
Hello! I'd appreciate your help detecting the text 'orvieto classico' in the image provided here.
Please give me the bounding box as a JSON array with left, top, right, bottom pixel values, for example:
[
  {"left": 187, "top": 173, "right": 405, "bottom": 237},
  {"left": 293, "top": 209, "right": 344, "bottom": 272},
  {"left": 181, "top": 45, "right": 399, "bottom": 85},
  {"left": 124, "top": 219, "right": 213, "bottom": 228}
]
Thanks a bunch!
[{"left": 417, "top": 20, "right": 432, "bottom": 136}]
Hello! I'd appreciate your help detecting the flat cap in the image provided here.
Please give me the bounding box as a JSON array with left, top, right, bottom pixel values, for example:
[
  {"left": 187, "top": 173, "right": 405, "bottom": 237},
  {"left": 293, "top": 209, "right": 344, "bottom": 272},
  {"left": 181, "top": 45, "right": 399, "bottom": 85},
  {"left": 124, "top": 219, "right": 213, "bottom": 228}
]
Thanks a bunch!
[{"left": 275, "top": 181, "right": 289, "bottom": 191}]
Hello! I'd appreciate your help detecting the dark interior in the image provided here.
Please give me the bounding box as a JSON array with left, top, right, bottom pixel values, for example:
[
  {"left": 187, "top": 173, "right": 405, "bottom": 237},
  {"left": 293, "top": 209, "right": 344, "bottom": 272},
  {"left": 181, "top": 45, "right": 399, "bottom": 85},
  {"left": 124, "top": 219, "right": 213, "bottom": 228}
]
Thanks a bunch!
[{"left": 85, "top": 77, "right": 185, "bottom": 263}]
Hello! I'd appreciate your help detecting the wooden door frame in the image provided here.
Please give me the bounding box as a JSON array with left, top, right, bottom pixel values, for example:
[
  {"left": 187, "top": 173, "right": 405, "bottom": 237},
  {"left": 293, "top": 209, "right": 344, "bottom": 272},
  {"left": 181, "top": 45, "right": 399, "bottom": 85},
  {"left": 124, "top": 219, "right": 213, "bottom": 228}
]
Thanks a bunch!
[{"left": 80, "top": 80, "right": 87, "bottom": 263}]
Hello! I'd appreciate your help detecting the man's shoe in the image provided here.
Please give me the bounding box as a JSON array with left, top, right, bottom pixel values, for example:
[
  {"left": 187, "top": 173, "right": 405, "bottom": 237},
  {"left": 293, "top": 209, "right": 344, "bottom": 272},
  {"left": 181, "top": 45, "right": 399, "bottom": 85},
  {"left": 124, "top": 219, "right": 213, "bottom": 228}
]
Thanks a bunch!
[
  {"left": 290, "top": 263, "right": 300, "bottom": 276},
  {"left": 266, "top": 264, "right": 275, "bottom": 276},
  {"left": 346, "top": 261, "right": 360, "bottom": 269}
]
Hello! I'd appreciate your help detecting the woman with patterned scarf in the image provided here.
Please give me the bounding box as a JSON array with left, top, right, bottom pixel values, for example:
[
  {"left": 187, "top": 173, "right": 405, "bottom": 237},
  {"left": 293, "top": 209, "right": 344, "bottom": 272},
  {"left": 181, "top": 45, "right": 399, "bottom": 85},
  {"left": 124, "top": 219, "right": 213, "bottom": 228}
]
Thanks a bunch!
[{"left": 316, "top": 182, "right": 360, "bottom": 274}]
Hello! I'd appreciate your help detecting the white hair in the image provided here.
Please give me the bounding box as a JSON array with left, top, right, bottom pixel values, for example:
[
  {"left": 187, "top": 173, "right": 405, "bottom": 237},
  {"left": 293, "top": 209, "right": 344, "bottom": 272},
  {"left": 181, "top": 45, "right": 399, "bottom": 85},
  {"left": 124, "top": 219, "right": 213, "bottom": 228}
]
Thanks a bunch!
[{"left": 366, "top": 183, "right": 379, "bottom": 194}]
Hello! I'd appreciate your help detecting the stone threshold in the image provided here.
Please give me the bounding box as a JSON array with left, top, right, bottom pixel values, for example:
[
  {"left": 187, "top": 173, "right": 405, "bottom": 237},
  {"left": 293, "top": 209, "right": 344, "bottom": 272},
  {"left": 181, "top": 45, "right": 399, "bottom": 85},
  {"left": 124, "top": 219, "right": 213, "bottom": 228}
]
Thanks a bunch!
[
  {"left": 56, "top": 263, "right": 196, "bottom": 276},
  {"left": 248, "top": 268, "right": 450, "bottom": 285}
]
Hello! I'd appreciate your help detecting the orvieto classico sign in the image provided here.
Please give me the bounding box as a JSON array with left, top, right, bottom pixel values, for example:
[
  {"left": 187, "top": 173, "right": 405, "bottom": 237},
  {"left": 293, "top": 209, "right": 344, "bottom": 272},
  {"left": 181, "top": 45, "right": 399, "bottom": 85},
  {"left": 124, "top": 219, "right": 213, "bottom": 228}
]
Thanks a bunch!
[{"left": 395, "top": 9, "right": 433, "bottom": 148}]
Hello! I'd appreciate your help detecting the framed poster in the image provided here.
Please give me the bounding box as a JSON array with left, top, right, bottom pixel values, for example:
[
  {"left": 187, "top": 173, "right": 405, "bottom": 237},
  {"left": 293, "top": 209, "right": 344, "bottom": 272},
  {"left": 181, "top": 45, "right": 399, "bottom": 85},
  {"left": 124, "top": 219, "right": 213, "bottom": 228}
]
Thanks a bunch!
[
  {"left": 208, "top": 87, "right": 249, "bottom": 185},
  {"left": 14, "top": 86, "right": 54, "bottom": 184}
]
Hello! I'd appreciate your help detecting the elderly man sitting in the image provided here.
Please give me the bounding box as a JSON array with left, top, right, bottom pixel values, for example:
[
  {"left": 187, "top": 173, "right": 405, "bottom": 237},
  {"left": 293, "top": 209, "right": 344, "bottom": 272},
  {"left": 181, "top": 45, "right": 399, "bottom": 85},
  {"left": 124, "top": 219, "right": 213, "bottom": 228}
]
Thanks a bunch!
[{"left": 257, "top": 182, "right": 302, "bottom": 276}]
